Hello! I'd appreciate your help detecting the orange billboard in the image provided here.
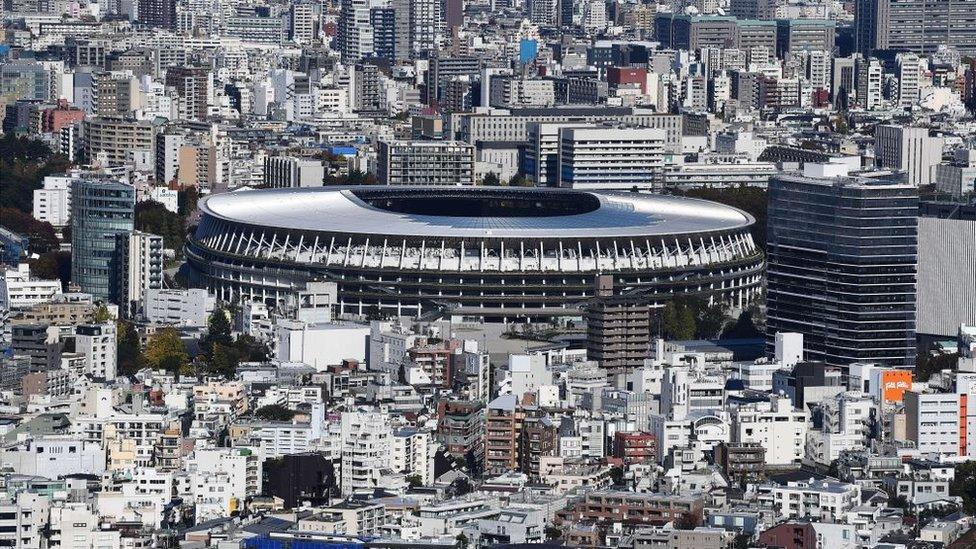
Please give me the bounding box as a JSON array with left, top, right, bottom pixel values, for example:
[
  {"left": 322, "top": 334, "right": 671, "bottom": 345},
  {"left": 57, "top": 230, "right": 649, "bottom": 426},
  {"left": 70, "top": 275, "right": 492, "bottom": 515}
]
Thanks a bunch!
[{"left": 881, "top": 370, "right": 913, "bottom": 403}]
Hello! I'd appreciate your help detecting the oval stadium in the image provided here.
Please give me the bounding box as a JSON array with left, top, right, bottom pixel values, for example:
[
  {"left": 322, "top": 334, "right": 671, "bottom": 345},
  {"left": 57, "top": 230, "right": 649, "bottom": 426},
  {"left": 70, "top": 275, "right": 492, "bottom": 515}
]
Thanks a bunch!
[{"left": 185, "top": 186, "right": 764, "bottom": 321}]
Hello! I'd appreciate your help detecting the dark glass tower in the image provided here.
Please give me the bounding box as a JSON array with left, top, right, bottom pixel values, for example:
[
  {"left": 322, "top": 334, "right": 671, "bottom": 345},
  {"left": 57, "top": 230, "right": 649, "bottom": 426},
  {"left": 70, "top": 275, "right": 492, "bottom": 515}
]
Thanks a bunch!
[
  {"left": 766, "top": 174, "right": 919, "bottom": 368},
  {"left": 71, "top": 178, "right": 135, "bottom": 302}
]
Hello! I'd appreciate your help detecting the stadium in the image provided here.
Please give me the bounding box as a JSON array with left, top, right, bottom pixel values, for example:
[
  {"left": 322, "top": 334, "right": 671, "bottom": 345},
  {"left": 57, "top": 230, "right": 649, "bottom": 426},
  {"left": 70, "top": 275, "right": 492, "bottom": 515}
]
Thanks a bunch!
[{"left": 185, "top": 186, "right": 764, "bottom": 321}]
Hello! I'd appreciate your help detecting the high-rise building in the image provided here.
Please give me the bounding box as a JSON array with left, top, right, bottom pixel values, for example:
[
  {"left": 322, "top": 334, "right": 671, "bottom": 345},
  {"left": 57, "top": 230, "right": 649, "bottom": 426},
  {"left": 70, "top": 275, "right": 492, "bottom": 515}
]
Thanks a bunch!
[
  {"left": 875, "top": 125, "right": 943, "bottom": 186},
  {"left": 290, "top": 2, "right": 318, "bottom": 44},
  {"left": 585, "top": 275, "right": 653, "bottom": 370},
  {"left": 138, "top": 0, "right": 176, "bottom": 30},
  {"left": 854, "top": 56, "right": 882, "bottom": 110},
  {"left": 856, "top": 0, "right": 976, "bottom": 55},
  {"left": 557, "top": 126, "right": 667, "bottom": 190},
  {"left": 896, "top": 52, "right": 923, "bottom": 108},
  {"left": 916, "top": 201, "right": 976, "bottom": 337},
  {"left": 70, "top": 178, "right": 135, "bottom": 301},
  {"left": 766, "top": 171, "right": 918, "bottom": 368},
  {"left": 340, "top": 411, "right": 392, "bottom": 495},
  {"left": 376, "top": 139, "right": 475, "bottom": 185},
  {"left": 164, "top": 66, "right": 211, "bottom": 121},
  {"left": 338, "top": 0, "right": 376, "bottom": 63},
  {"left": 113, "top": 230, "right": 163, "bottom": 317},
  {"left": 83, "top": 117, "right": 157, "bottom": 168}
]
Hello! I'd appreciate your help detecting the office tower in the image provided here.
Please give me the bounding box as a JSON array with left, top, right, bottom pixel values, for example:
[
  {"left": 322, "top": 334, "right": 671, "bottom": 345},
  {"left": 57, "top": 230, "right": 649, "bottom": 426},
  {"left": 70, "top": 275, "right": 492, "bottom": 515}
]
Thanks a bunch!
[
  {"left": 856, "top": 0, "right": 976, "bottom": 55},
  {"left": 875, "top": 125, "right": 943, "bottom": 186},
  {"left": 916, "top": 201, "right": 976, "bottom": 337},
  {"left": 164, "top": 66, "right": 211, "bottom": 121},
  {"left": 445, "top": 0, "right": 463, "bottom": 29},
  {"left": 138, "top": 0, "right": 176, "bottom": 29},
  {"left": 775, "top": 20, "right": 836, "bottom": 58},
  {"left": 854, "top": 56, "right": 882, "bottom": 109},
  {"left": 70, "top": 178, "right": 135, "bottom": 301},
  {"left": 0, "top": 61, "right": 52, "bottom": 102},
  {"left": 557, "top": 126, "right": 667, "bottom": 190},
  {"left": 935, "top": 149, "right": 976, "bottom": 198},
  {"left": 896, "top": 53, "right": 923, "bottom": 108},
  {"left": 376, "top": 139, "right": 475, "bottom": 185},
  {"left": 831, "top": 55, "right": 855, "bottom": 108},
  {"left": 766, "top": 172, "right": 918, "bottom": 368},
  {"left": 113, "top": 230, "right": 163, "bottom": 317},
  {"left": 263, "top": 156, "right": 326, "bottom": 188}
]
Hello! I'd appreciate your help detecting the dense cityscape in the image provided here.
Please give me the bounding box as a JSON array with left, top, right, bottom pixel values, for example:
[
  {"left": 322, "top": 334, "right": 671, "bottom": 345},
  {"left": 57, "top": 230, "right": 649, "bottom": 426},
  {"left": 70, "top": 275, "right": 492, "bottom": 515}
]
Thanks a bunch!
[{"left": 0, "top": 0, "right": 975, "bottom": 547}]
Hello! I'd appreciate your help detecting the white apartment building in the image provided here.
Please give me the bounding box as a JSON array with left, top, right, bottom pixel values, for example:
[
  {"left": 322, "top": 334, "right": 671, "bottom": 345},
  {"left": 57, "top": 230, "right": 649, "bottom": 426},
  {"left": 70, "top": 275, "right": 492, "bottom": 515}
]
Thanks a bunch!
[
  {"left": 896, "top": 53, "right": 923, "bottom": 107},
  {"left": 904, "top": 390, "right": 961, "bottom": 456},
  {"left": 391, "top": 427, "right": 433, "bottom": 485},
  {"left": 557, "top": 126, "right": 667, "bottom": 190},
  {"left": 0, "top": 263, "right": 62, "bottom": 311},
  {"left": 185, "top": 446, "right": 262, "bottom": 499},
  {"left": 116, "top": 230, "right": 163, "bottom": 315},
  {"left": 255, "top": 422, "right": 314, "bottom": 459},
  {"left": 340, "top": 410, "right": 392, "bottom": 495},
  {"left": 767, "top": 480, "right": 861, "bottom": 521},
  {"left": 75, "top": 323, "right": 117, "bottom": 381},
  {"left": 731, "top": 395, "right": 808, "bottom": 466},
  {"left": 143, "top": 288, "right": 216, "bottom": 327},
  {"left": 32, "top": 174, "right": 73, "bottom": 227},
  {"left": 875, "top": 125, "right": 943, "bottom": 186},
  {"left": 0, "top": 492, "right": 48, "bottom": 549},
  {"left": 1, "top": 436, "right": 106, "bottom": 478}
]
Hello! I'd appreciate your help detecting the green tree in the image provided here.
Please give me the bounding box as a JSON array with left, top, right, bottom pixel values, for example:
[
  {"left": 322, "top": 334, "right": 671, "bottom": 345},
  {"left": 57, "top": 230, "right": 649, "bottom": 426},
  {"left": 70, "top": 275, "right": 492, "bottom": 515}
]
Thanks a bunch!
[
  {"left": 144, "top": 328, "right": 189, "bottom": 373},
  {"left": 1, "top": 208, "right": 60, "bottom": 253},
  {"left": 233, "top": 334, "right": 269, "bottom": 363},
  {"left": 482, "top": 172, "right": 500, "bottom": 186},
  {"left": 28, "top": 251, "right": 71, "bottom": 290},
  {"left": 135, "top": 200, "right": 185, "bottom": 251},
  {"left": 178, "top": 186, "right": 199, "bottom": 216},
  {"left": 507, "top": 173, "right": 533, "bottom": 187},
  {"left": 93, "top": 304, "right": 113, "bottom": 323},
  {"left": 406, "top": 474, "right": 423, "bottom": 488},
  {"left": 209, "top": 343, "right": 238, "bottom": 378},
  {"left": 254, "top": 404, "right": 296, "bottom": 421},
  {"left": 201, "top": 307, "right": 233, "bottom": 357},
  {"left": 696, "top": 302, "right": 727, "bottom": 339},
  {"left": 0, "top": 134, "right": 73, "bottom": 214},
  {"left": 117, "top": 321, "right": 145, "bottom": 375},
  {"left": 662, "top": 301, "right": 696, "bottom": 340}
]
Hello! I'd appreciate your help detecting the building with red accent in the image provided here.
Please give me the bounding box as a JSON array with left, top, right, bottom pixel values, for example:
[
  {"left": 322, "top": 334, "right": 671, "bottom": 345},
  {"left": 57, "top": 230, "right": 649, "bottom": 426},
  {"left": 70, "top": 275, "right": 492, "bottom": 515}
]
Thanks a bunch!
[{"left": 41, "top": 100, "right": 85, "bottom": 133}]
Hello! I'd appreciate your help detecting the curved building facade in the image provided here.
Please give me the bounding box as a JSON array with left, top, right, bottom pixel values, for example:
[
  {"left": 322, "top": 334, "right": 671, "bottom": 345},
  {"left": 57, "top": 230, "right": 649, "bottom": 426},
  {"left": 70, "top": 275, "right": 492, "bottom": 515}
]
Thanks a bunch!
[{"left": 186, "top": 187, "right": 763, "bottom": 320}]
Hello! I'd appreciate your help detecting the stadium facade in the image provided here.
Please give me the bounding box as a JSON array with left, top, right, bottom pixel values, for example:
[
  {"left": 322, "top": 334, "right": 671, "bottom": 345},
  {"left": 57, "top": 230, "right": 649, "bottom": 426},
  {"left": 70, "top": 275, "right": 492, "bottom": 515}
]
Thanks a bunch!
[{"left": 186, "top": 187, "right": 764, "bottom": 320}]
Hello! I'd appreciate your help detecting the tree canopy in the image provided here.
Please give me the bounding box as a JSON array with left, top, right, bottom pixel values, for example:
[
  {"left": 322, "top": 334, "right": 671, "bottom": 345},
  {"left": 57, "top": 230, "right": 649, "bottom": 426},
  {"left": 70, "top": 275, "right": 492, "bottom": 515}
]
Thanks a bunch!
[
  {"left": 144, "top": 328, "right": 190, "bottom": 374},
  {"left": 136, "top": 200, "right": 186, "bottom": 251},
  {"left": 255, "top": 404, "right": 296, "bottom": 422},
  {"left": 0, "top": 134, "right": 73, "bottom": 214}
]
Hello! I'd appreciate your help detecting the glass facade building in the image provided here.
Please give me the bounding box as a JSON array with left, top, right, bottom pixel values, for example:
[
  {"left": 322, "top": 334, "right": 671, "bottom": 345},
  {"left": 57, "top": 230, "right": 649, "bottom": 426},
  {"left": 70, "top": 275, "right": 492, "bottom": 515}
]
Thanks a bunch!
[
  {"left": 71, "top": 178, "right": 135, "bottom": 301},
  {"left": 766, "top": 174, "right": 918, "bottom": 368}
]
